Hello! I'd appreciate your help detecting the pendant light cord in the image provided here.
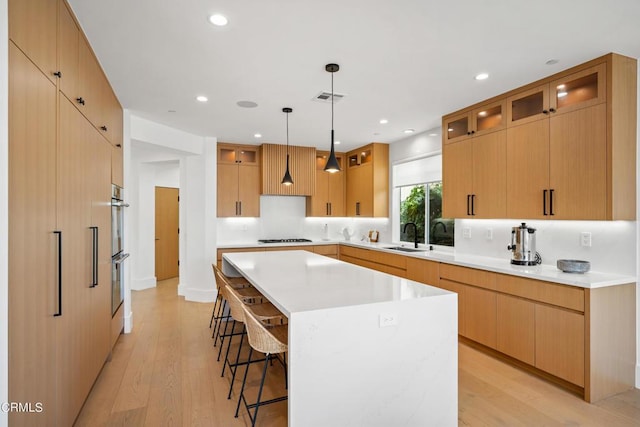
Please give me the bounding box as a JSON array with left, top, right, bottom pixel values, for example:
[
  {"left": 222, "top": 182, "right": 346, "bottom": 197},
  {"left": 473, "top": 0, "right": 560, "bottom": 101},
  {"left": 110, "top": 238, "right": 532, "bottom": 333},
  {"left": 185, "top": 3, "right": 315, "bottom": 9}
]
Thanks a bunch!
[
  {"left": 286, "top": 111, "right": 289, "bottom": 154},
  {"left": 331, "top": 72, "right": 334, "bottom": 130}
]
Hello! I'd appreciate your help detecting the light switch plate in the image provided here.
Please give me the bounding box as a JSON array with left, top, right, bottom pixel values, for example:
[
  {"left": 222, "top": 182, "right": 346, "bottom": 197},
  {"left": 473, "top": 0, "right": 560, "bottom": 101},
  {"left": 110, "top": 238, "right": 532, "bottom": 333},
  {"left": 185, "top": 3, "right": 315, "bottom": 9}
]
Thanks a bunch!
[
  {"left": 485, "top": 228, "right": 493, "bottom": 240},
  {"left": 463, "top": 228, "right": 471, "bottom": 239},
  {"left": 580, "top": 232, "right": 592, "bottom": 247}
]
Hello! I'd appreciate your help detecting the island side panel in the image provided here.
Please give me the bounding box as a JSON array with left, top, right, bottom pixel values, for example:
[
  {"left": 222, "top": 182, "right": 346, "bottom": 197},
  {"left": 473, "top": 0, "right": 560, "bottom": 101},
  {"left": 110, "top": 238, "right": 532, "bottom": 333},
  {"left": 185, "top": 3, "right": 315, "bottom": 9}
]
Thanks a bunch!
[{"left": 288, "top": 294, "right": 458, "bottom": 427}]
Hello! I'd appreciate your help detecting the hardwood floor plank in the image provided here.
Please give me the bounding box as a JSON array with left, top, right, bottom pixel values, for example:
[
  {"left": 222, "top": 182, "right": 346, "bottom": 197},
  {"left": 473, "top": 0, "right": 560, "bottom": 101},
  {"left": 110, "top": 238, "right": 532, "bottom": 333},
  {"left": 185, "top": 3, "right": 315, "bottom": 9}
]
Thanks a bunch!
[{"left": 76, "top": 277, "right": 640, "bottom": 427}]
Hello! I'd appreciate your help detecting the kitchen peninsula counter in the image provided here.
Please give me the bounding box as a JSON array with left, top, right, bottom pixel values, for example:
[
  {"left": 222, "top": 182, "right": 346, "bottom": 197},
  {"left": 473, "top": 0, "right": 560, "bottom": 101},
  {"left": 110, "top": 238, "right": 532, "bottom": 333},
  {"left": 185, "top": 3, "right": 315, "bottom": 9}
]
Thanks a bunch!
[{"left": 222, "top": 250, "right": 458, "bottom": 427}]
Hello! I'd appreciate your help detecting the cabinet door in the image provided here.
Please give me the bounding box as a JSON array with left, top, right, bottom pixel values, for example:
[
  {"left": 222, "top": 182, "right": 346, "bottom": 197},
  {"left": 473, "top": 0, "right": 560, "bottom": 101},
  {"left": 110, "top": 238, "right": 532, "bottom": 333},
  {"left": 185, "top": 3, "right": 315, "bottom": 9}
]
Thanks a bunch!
[
  {"left": 472, "top": 130, "right": 506, "bottom": 218},
  {"left": 442, "top": 140, "right": 473, "bottom": 218},
  {"left": 111, "top": 142, "right": 123, "bottom": 187},
  {"left": 101, "top": 82, "right": 123, "bottom": 146},
  {"left": 309, "top": 171, "right": 329, "bottom": 216},
  {"left": 346, "top": 164, "right": 373, "bottom": 216},
  {"left": 550, "top": 63, "right": 606, "bottom": 116},
  {"left": 328, "top": 171, "right": 345, "bottom": 216},
  {"left": 78, "top": 36, "right": 103, "bottom": 126},
  {"left": 549, "top": 103, "right": 607, "bottom": 219},
  {"left": 507, "top": 84, "right": 550, "bottom": 127},
  {"left": 58, "top": 1, "right": 80, "bottom": 100},
  {"left": 8, "top": 0, "right": 57, "bottom": 83},
  {"left": 496, "top": 294, "right": 535, "bottom": 365},
  {"left": 535, "top": 304, "right": 585, "bottom": 386},
  {"left": 238, "top": 165, "right": 260, "bottom": 217},
  {"left": 406, "top": 258, "right": 439, "bottom": 286},
  {"left": 217, "top": 163, "right": 239, "bottom": 217},
  {"left": 8, "top": 42, "right": 58, "bottom": 426},
  {"left": 464, "top": 285, "right": 497, "bottom": 349},
  {"left": 472, "top": 99, "right": 506, "bottom": 137},
  {"left": 443, "top": 111, "right": 471, "bottom": 144},
  {"left": 505, "top": 119, "right": 550, "bottom": 219}
]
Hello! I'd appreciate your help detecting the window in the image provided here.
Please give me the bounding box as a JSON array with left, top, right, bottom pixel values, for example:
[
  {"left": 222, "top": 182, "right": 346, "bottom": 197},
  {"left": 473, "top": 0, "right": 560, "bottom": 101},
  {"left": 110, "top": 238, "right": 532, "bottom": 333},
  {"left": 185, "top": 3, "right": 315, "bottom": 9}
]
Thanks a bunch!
[{"left": 399, "top": 182, "right": 454, "bottom": 247}]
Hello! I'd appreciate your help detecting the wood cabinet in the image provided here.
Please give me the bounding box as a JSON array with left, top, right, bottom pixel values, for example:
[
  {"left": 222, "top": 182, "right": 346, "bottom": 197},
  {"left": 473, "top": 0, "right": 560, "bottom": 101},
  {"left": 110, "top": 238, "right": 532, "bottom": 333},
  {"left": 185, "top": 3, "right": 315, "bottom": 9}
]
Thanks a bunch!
[
  {"left": 112, "top": 143, "right": 124, "bottom": 187},
  {"left": 8, "top": 41, "right": 58, "bottom": 427},
  {"left": 306, "top": 151, "right": 345, "bottom": 216},
  {"left": 8, "top": 1, "right": 122, "bottom": 424},
  {"left": 216, "top": 244, "right": 338, "bottom": 268},
  {"left": 442, "top": 130, "right": 506, "bottom": 218},
  {"left": 217, "top": 143, "right": 260, "bottom": 217},
  {"left": 339, "top": 245, "right": 406, "bottom": 277},
  {"left": 443, "top": 54, "right": 636, "bottom": 220},
  {"left": 496, "top": 294, "right": 535, "bottom": 365},
  {"left": 345, "top": 143, "right": 389, "bottom": 217},
  {"left": 405, "top": 257, "right": 439, "bottom": 287},
  {"left": 260, "top": 144, "right": 316, "bottom": 196},
  {"left": 8, "top": 0, "right": 57, "bottom": 84},
  {"left": 443, "top": 99, "right": 506, "bottom": 144}
]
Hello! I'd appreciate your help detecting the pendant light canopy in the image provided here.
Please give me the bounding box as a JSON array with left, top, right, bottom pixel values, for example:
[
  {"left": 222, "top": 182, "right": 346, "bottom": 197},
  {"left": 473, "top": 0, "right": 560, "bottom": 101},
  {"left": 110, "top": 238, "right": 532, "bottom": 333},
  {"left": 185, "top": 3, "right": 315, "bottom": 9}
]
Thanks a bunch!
[
  {"left": 281, "top": 107, "right": 294, "bottom": 186},
  {"left": 324, "top": 63, "right": 341, "bottom": 173}
]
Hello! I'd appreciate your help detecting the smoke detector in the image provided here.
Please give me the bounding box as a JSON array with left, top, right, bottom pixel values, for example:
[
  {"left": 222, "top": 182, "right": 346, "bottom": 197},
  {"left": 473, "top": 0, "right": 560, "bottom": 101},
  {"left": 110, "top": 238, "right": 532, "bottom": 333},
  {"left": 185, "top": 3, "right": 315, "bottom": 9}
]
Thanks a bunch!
[{"left": 312, "top": 91, "right": 346, "bottom": 103}]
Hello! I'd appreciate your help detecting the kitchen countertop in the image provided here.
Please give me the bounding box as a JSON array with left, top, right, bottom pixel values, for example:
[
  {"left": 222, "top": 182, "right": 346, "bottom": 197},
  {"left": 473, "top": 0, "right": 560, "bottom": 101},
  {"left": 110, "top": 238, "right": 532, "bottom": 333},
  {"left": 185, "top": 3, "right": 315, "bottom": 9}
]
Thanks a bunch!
[{"left": 217, "top": 239, "right": 636, "bottom": 289}]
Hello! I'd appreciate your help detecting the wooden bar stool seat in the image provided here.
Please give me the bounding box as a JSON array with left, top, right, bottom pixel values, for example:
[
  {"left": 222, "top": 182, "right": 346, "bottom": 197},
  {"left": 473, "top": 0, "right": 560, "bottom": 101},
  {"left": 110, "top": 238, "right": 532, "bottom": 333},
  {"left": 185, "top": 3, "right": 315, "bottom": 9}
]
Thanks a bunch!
[{"left": 211, "top": 264, "right": 254, "bottom": 346}]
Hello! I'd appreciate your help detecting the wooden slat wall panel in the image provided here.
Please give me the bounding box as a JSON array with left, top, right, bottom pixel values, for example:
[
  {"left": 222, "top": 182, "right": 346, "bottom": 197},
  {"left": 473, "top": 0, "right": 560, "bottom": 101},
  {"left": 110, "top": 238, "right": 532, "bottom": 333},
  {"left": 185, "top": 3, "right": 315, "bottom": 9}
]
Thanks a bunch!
[{"left": 261, "top": 144, "right": 316, "bottom": 196}]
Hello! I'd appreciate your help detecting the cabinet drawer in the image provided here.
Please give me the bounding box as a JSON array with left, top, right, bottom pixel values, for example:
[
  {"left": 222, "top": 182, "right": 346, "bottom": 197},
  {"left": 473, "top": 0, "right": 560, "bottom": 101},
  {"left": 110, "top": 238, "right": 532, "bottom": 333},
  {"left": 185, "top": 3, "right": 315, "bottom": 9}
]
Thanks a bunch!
[
  {"left": 340, "top": 246, "right": 406, "bottom": 270},
  {"left": 263, "top": 246, "right": 312, "bottom": 252},
  {"left": 217, "top": 247, "right": 264, "bottom": 266},
  {"left": 406, "top": 258, "right": 439, "bottom": 286},
  {"left": 439, "top": 264, "right": 496, "bottom": 290},
  {"left": 495, "top": 274, "right": 584, "bottom": 312},
  {"left": 313, "top": 244, "right": 338, "bottom": 256}
]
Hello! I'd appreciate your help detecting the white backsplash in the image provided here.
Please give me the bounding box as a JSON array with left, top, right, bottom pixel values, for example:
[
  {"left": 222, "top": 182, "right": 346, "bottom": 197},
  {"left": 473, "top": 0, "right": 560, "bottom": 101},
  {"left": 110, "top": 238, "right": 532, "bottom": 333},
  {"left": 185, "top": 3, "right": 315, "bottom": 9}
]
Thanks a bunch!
[
  {"left": 455, "top": 219, "right": 637, "bottom": 276},
  {"left": 216, "top": 196, "right": 390, "bottom": 244}
]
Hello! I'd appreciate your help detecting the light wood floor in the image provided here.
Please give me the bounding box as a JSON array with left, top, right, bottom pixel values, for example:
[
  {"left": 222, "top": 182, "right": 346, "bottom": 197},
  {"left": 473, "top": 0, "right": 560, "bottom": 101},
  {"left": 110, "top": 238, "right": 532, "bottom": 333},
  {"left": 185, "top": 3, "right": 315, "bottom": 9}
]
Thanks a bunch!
[{"left": 76, "top": 278, "right": 640, "bottom": 426}]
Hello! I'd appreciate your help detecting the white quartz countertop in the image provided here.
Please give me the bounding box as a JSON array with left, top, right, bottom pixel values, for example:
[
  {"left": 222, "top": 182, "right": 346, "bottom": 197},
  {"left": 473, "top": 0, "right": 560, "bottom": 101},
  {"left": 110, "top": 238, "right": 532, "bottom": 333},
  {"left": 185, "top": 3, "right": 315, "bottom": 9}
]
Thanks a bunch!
[
  {"left": 217, "top": 239, "right": 636, "bottom": 289},
  {"left": 222, "top": 250, "right": 452, "bottom": 317}
]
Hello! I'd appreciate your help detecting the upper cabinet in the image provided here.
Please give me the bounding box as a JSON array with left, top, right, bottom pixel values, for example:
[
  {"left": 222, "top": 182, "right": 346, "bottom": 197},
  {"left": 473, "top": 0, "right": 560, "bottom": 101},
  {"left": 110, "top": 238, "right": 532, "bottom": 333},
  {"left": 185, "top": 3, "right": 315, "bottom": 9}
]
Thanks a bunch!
[
  {"left": 346, "top": 143, "right": 389, "bottom": 217},
  {"left": 442, "top": 54, "right": 636, "bottom": 221},
  {"left": 260, "top": 144, "right": 316, "bottom": 196},
  {"left": 306, "top": 151, "right": 345, "bottom": 217},
  {"left": 9, "top": 0, "right": 58, "bottom": 83},
  {"left": 444, "top": 99, "right": 506, "bottom": 144},
  {"left": 217, "top": 143, "right": 260, "bottom": 217}
]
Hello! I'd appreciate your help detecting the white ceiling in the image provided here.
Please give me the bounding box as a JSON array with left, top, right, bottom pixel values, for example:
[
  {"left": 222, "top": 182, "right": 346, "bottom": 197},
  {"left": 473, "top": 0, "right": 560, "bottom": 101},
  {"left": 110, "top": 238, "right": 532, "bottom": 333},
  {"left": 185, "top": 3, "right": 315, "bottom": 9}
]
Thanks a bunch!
[{"left": 68, "top": 0, "right": 640, "bottom": 152}]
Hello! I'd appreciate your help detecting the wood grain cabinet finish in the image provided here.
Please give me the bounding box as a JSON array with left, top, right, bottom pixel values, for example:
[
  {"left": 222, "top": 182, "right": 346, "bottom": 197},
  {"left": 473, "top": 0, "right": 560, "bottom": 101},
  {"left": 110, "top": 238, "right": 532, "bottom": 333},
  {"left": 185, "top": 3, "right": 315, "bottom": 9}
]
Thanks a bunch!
[
  {"left": 339, "top": 245, "right": 406, "bottom": 277},
  {"left": 405, "top": 257, "right": 439, "bottom": 287},
  {"left": 217, "top": 143, "right": 261, "bottom": 217},
  {"left": 306, "top": 151, "right": 345, "bottom": 216},
  {"left": 345, "top": 143, "right": 389, "bottom": 217},
  {"left": 496, "top": 294, "right": 535, "bottom": 365},
  {"left": 261, "top": 144, "right": 316, "bottom": 196},
  {"left": 443, "top": 54, "right": 637, "bottom": 220}
]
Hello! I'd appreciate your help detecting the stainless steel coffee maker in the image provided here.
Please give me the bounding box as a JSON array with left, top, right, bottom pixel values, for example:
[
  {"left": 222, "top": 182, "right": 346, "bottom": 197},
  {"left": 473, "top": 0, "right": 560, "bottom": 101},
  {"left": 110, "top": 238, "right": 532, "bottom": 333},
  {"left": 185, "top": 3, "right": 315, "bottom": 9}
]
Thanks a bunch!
[{"left": 507, "top": 222, "right": 542, "bottom": 265}]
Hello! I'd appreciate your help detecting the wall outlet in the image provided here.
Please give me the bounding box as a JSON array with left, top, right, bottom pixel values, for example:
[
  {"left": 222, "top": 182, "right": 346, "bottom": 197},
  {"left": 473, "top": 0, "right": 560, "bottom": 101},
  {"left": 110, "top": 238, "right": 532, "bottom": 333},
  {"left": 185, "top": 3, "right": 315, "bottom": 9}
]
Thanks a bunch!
[
  {"left": 580, "top": 232, "right": 592, "bottom": 247},
  {"left": 463, "top": 228, "right": 471, "bottom": 239},
  {"left": 379, "top": 313, "right": 398, "bottom": 328},
  {"left": 485, "top": 228, "right": 493, "bottom": 240}
]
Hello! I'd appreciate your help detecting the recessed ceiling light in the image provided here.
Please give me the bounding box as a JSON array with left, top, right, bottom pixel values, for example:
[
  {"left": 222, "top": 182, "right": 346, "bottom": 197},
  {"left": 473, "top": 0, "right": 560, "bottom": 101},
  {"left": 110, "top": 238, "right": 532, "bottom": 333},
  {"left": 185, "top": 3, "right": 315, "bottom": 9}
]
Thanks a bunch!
[
  {"left": 557, "top": 91, "right": 568, "bottom": 98},
  {"left": 208, "top": 14, "right": 228, "bottom": 26},
  {"left": 557, "top": 84, "right": 566, "bottom": 89},
  {"left": 334, "top": 140, "right": 341, "bottom": 145},
  {"left": 196, "top": 95, "right": 208, "bottom": 102},
  {"left": 429, "top": 133, "right": 438, "bottom": 137},
  {"left": 254, "top": 133, "right": 262, "bottom": 138},
  {"left": 379, "top": 119, "right": 388, "bottom": 124},
  {"left": 546, "top": 59, "right": 559, "bottom": 65},
  {"left": 237, "top": 100, "right": 258, "bottom": 108},
  {"left": 403, "top": 129, "right": 415, "bottom": 134},
  {"left": 475, "top": 73, "right": 489, "bottom": 81}
]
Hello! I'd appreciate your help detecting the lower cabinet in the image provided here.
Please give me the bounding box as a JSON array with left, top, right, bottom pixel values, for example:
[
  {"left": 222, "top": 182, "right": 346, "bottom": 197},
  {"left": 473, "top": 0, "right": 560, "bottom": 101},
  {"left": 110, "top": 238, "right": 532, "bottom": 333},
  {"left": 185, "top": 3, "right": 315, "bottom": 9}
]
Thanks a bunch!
[
  {"left": 496, "top": 294, "right": 535, "bottom": 365},
  {"left": 216, "top": 244, "right": 339, "bottom": 268},
  {"left": 464, "top": 285, "right": 497, "bottom": 349},
  {"left": 338, "top": 245, "right": 407, "bottom": 277}
]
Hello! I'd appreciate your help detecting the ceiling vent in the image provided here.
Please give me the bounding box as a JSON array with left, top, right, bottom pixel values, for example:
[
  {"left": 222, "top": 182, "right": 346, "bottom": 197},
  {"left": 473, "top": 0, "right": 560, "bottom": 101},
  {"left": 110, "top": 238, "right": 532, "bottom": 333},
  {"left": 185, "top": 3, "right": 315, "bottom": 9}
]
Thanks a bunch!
[{"left": 312, "top": 91, "right": 346, "bottom": 103}]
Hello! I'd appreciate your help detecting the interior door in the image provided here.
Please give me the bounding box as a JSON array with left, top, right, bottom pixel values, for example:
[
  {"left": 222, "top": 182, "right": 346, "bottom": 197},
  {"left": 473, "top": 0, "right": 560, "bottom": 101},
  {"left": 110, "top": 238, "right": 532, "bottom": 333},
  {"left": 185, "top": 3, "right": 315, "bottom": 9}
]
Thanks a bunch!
[{"left": 155, "top": 187, "right": 180, "bottom": 280}]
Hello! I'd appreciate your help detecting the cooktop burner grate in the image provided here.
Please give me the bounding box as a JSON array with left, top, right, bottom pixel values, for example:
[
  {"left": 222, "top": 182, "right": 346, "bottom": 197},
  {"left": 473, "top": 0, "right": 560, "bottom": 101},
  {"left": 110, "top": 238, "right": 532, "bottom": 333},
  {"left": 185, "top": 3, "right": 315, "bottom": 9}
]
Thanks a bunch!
[{"left": 258, "top": 238, "right": 312, "bottom": 243}]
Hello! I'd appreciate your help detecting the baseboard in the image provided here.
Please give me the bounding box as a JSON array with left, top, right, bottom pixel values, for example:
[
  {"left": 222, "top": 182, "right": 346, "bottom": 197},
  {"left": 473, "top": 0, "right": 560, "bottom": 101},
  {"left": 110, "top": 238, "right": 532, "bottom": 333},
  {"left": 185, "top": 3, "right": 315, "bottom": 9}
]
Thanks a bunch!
[
  {"left": 180, "top": 284, "right": 216, "bottom": 303},
  {"left": 124, "top": 310, "right": 133, "bottom": 333},
  {"left": 636, "top": 363, "right": 640, "bottom": 388},
  {"left": 130, "top": 276, "right": 156, "bottom": 290}
]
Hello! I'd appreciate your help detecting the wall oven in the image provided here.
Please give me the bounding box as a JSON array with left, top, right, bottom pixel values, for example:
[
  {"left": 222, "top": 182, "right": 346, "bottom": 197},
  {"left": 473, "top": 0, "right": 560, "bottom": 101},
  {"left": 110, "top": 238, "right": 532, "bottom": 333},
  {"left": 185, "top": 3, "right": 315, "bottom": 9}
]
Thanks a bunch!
[{"left": 111, "top": 185, "right": 129, "bottom": 316}]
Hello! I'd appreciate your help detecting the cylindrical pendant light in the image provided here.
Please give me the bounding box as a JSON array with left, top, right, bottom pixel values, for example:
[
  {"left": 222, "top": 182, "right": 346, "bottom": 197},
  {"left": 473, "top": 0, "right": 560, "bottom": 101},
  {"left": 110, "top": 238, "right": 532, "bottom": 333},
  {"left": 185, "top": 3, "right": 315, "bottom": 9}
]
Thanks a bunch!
[
  {"left": 281, "top": 107, "right": 294, "bottom": 186},
  {"left": 324, "top": 63, "right": 341, "bottom": 173}
]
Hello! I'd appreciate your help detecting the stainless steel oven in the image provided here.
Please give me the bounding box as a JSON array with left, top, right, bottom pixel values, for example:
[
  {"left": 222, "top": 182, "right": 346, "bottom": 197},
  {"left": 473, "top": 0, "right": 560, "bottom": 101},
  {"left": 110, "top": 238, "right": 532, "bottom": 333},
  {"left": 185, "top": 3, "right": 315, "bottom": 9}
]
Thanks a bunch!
[{"left": 111, "top": 184, "right": 129, "bottom": 315}]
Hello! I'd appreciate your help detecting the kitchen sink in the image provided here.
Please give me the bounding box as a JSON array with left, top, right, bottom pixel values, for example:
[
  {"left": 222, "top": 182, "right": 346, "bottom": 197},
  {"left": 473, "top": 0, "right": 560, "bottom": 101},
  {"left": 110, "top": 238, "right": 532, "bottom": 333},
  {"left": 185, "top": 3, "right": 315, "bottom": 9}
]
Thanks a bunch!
[{"left": 384, "top": 246, "right": 427, "bottom": 253}]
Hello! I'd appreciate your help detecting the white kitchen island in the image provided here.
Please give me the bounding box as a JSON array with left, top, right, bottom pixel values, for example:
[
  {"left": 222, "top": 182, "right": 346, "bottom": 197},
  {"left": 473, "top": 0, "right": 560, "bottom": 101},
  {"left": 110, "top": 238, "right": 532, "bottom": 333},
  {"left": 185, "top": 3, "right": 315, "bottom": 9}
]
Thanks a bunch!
[{"left": 222, "top": 250, "right": 458, "bottom": 427}]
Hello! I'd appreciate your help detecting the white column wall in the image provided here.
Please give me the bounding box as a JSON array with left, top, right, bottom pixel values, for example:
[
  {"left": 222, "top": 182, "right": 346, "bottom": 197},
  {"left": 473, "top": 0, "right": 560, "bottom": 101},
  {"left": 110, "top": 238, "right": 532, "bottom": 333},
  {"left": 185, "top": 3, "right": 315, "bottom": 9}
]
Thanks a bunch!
[
  {"left": 1, "top": 0, "right": 9, "bottom": 424},
  {"left": 636, "top": 66, "right": 640, "bottom": 388},
  {"left": 122, "top": 110, "right": 133, "bottom": 332}
]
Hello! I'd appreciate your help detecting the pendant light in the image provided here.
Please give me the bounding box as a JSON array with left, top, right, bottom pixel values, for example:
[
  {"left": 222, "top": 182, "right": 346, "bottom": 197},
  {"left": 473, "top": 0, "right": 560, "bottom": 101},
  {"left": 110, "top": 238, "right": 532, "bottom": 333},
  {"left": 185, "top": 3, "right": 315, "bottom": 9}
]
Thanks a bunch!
[
  {"left": 281, "top": 107, "right": 294, "bottom": 186},
  {"left": 324, "top": 63, "right": 341, "bottom": 173}
]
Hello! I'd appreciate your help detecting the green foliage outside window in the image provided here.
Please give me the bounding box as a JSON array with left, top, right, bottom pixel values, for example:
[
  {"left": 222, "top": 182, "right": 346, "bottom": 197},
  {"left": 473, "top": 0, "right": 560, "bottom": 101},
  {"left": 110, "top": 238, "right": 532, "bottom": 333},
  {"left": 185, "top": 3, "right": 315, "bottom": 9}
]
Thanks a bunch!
[{"left": 400, "top": 182, "right": 454, "bottom": 247}]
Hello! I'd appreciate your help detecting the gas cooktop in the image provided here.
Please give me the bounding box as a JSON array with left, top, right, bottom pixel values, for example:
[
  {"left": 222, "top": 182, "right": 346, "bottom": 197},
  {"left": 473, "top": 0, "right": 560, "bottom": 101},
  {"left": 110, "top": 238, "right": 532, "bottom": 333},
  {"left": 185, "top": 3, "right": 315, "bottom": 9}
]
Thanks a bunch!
[{"left": 258, "top": 238, "right": 312, "bottom": 244}]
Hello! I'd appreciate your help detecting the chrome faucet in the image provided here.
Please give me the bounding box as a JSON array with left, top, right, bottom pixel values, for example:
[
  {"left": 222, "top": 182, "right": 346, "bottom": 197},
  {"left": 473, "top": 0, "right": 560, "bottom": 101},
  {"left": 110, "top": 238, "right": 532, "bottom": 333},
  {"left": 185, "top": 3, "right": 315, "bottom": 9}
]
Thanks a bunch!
[{"left": 403, "top": 222, "right": 419, "bottom": 249}]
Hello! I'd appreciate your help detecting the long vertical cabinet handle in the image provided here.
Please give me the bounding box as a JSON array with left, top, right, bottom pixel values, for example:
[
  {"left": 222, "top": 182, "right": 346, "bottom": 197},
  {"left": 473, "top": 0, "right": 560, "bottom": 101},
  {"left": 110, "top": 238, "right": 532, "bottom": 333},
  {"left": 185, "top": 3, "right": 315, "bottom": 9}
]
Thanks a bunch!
[
  {"left": 471, "top": 195, "right": 476, "bottom": 216},
  {"left": 235, "top": 201, "right": 238, "bottom": 216},
  {"left": 549, "top": 189, "right": 555, "bottom": 216},
  {"left": 90, "top": 227, "right": 98, "bottom": 287},
  {"left": 356, "top": 202, "right": 360, "bottom": 216},
  {"left": 326, "top": 202, "right": 329, "bottom": 216},
  {"left": 239, "top": 201, "right": 242, "bottom": 216},
  {"left": 54, "top": 231, "right": 62, "bottom": 317},
  {"left": 466, "top": 195, "right": 471, "bottom": 216},
  {"left": 543, "top": 190, "right": 548, "bottom": 215},
  {"left": 329, "top": 203, "right": 332, "bottom": 216}
]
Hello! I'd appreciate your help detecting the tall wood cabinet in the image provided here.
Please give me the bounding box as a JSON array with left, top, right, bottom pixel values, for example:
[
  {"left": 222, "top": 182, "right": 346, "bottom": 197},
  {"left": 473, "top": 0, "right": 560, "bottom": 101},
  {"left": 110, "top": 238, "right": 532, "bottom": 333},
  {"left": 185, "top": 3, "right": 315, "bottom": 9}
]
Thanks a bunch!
[
  {"left": 306, "top": 151, "right": 345, "bottom": 216},
  {"left": 260, "top": 143, "right": 316, "bottom": 196},
  {"left": 8, "top": 1, "right": 122, "bottom": 425},
  {"left": 345, "top": 143, "right": 389, "bottom": 217},
  {"left": 443, "top": 53, "right": 636, "bottom": 220},
  {"left": 217, "top": 143, "right": 261, "bottom": 217}
]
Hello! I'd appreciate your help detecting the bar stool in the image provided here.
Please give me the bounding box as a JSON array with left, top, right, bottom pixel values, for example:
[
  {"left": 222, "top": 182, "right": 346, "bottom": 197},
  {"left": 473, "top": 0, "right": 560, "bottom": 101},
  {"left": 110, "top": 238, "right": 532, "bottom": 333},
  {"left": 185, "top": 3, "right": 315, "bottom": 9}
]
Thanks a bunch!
[
  {"left": 210, "top": 264, "right": 251, "bottom": 341},
  {"left": 222, "top": 284, "right": 286, "bottom": 400},
  {"left": 235, "top": 303, "right": 288, "bottom": 427}
]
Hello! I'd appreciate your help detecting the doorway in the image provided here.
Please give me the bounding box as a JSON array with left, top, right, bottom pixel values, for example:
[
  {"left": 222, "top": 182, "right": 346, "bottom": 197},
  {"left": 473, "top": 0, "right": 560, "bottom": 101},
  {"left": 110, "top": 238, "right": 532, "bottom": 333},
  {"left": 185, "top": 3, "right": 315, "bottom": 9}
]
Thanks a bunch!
[{"left": 155, "top": 186, "right": 179, "bottom": 281}]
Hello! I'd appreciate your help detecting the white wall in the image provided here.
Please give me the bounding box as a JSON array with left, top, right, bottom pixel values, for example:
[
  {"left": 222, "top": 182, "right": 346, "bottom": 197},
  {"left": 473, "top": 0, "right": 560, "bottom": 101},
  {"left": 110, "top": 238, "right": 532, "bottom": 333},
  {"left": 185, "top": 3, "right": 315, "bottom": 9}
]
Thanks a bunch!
[
  {"left": 1, "top": 0, "right": 9, "bottom": 424},
  {"left": 154, "top": 161, "right": 180, "bottom": 188}
]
